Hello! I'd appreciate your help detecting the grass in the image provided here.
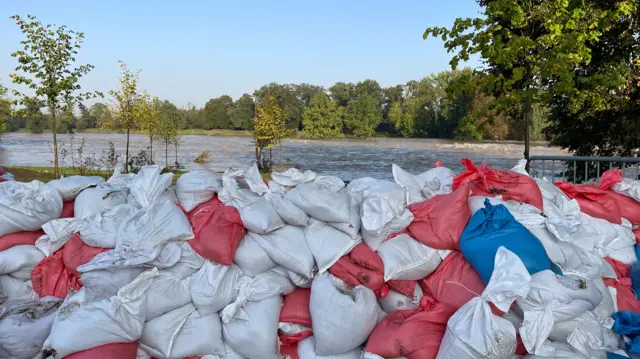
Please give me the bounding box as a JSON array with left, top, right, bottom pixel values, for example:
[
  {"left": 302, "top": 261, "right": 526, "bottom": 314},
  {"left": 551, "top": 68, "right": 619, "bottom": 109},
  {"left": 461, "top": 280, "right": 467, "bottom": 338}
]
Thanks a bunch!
[
  {"left": 5, "top": 165, "right": 186, "bottom": 184},
  {"left": 14, "top": 128, "right": 253, "bottom": 137}
]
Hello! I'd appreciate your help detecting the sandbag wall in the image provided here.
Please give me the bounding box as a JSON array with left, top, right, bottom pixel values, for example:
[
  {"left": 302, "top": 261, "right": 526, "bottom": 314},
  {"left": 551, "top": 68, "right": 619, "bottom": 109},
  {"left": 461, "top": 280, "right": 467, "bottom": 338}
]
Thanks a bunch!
[{"left": 0, "top": 160, "right": 640, "bottom": 358}]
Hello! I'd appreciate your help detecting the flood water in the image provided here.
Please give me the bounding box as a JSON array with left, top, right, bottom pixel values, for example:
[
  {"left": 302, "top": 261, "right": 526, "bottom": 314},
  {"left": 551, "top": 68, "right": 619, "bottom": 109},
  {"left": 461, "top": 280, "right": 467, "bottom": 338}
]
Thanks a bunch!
[{"left": 0, "top": 132, "right": 567, "bottom": 181}]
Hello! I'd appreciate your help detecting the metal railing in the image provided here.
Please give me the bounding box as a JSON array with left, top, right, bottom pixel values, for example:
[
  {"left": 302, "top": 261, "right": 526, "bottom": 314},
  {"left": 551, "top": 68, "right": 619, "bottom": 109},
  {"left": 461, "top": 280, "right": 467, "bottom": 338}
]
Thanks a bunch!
[{"left": 529, "top": 155, "right": 640, "bottom": 183}]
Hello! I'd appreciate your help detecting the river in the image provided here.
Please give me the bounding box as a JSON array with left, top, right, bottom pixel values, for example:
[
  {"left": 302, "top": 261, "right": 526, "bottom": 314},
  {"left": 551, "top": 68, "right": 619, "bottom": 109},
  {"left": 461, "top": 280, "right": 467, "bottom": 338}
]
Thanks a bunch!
[{"left": 0, "top": 132, "right": 567, "bottom": 181}]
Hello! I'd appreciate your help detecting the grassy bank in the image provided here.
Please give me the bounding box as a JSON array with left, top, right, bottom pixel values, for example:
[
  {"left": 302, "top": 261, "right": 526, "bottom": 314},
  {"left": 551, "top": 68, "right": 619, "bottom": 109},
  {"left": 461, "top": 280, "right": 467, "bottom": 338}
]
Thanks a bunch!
[
  {"left": 4, "top": 166, "right": 186, "bottom": 184},
  {"left": 14, "top": 128, "right": 253, "bottom": 137}
]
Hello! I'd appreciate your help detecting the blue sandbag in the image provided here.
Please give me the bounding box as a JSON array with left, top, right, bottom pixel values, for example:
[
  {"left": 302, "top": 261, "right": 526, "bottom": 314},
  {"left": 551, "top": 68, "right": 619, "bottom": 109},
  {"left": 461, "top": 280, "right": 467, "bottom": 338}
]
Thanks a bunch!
[
  {"left": 459, "top": 199, "right": 553, "bottom": 284},
  {"left": 631, "top": 260, "right": 640, "bottom": 299},
  {"left": 607, "top": 352, "right": 630, "bottom": 359},
  {"left": 613, "top": 311, "right": 640, "bottom": 354}
]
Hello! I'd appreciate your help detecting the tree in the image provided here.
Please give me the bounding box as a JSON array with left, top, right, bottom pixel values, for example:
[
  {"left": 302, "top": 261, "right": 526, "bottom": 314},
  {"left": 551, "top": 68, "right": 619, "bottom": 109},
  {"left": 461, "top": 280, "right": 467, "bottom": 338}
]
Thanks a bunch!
[
  {"left": 329, "top": 82, "right": 356, "bottom": 107},
  {"left": 295, "top": 84, "right": 324, "bottom": 108},
  {"left": 355, "top": 80, "right": 383, "bottom": 107},
  {"left": 0, "top": 83, "right": 10, "bottom": 136},
  {"left": 423, "top": 0, "right": 633, "bottom": 166},
  {"left": 301, "top": 92, "right": 343, "bottom": 139},
  {"left": 253, "top": 95, "right": 287, "bottom": 170},
  {"left": 344, "top": 95, "right": 381, "bottom": 138},
  {"left": 107, "top": 60, "right": 142, "bottom": 172},
  {"left": 76, "top": 103, "right": 93, "bottom": 130},
  {"left": 254, "top": 83, "right": 301, "bottom": 130},
  {"left": 229, "top": 94, "right": 255, "bottom": 130},
  {"left": 137, "top": 93, "right": 161, "bottom": 161},
  {"left": 90, "top": 103, "right": 111, "bottom": 128},
  {"left": 388, "top": 101, "right": 415, "bottom": 138},
  {"left": 203, "top": 95, "right": 233, "bottom": 129},
  {"left": 157, "top": 100, "right": 179, "bottom": 168},
  {"left": 9, "top": 14, "right": 101, "bottom": 177},
  {"left": 383, "top": 85, "right": 404, "bottom": 120},
  {"left": 387, "top": 102, "right": 403, "bottom": 128}
]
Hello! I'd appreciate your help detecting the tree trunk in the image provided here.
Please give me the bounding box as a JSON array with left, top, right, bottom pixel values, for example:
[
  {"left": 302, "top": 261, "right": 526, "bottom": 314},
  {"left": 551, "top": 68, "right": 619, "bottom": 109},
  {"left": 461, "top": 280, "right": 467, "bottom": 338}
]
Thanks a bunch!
[
  {"left": 165, "top": 139, "right": 169, "bottom": 168},
  {"left": 150, "top": 137, "right": 153, "bottom": 163},
  {"left": 279, "top": 142, "right": 283, "bottom": 169},
  {"left": 174, "top": 140, "right": 178, "bottom": 168},
  {"left": 51, "top": 103, "right": 59, "bottom": 179},
  {"left": 125, "top": 127, "right": 130, "bottom": 173},
  {"left": 524, "top": 101, "right": 532, "bottom": 173}
]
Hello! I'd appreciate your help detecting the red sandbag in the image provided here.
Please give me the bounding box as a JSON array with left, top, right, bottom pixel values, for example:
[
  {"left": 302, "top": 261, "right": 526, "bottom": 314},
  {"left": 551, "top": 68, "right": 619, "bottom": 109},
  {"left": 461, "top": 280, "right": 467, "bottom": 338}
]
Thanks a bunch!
[
  {"left": 31, "top": 251, "right": 81, "bottom": 299},
  {"left": 453, "top": 158, "right": 543, "bottom": 210},
  {"left": 64, "top": 342, "right": 138, "bottom": 359},
  {"left": 280, "top": 288, "right": 312, "bottom": 327},
  {"left": 279, "top": 331, "right": 313, "bottom": 359},
  {"left": 388, "top": 280, "right": 417, "bottom": 298},
  {"left": 555, "top": 182, "right": 622, "bottom": 224},
  {"left": 62, "top": 234, "right": 109, "bottom": 277},
  {"left": 0, "top": 230, "right": 43, "bottom": 252},
  {"left": 365, "top": 297, "right": 457, "bottom": 359},
  {"left": 328, "top": 243, "right": 387, "bottom": 296},
  {"left": 188, "top": 197, "right": 245, "bottom": 266},
  {"left": 600, "top": 169, "right": 623, "bottom": 191},
  {"left": 408, "top": 182, "right": 471, "bottom": 250},
  {"left": 604, "top": 257, "right": 640, "bottom": 314},
  {"left": 60, "top": 200, "right": 75, "bottom": 218}
]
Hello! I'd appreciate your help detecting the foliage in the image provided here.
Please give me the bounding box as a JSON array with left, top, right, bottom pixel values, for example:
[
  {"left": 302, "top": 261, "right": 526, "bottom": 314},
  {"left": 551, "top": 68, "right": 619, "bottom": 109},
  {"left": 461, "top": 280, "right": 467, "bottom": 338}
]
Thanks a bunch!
[
  {"left": 329, "top": 82, "right": 356, "bottom": 107},
  {"left": 301, "top": 92, "right": 343, "bottom": 139},
  {"left": 136, "top": 93, "right": 161, "bottom": 159},
  {"left": 128, "top": 147, "right": 154, "bottom": 173},
  {"left": 157, "top": 99, "right": 180, "bottom": 167},
  {"left": 229, "top": 94, "right": 255, "bottom": 130},
  {"left": 203, "top": 95, "right": 233, "bottom": 130},
  {"left": 0, "top": 83, "right": 10, "bottom": 135},
  {"left": 58, "top": 135, "right": 101, "bottom": 176},
  {"left": 254, "top": 83, "right": 301, "bottom": 130},
  {"left": 9, "top": 14, "right": 101, "bottom": 177},
  {"left": 344, "top": 95, "right": 381, "bottom": 138},
  {"left": 355, "top": 80, "right": 383, "bottom": 107},
  {"left": 194, "top": 150, "right": 211, "bottom": 164},
  {"left": 253, "top": 95, "right": 288, "bottom": 170}
]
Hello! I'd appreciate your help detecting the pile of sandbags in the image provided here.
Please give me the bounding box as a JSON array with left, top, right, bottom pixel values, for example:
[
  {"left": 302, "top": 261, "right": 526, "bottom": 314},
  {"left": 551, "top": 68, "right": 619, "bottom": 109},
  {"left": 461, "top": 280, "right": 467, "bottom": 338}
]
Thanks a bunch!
[{"left": 2, "top": 159, "right": 640, "bottom": 359}]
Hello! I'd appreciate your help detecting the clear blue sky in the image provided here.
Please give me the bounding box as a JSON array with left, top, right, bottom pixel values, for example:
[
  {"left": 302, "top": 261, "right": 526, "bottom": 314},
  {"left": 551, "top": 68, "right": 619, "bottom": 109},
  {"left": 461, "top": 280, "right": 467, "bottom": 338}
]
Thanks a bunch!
[{"left": 0, "top": 0, "right": 481, "bottom": 108}]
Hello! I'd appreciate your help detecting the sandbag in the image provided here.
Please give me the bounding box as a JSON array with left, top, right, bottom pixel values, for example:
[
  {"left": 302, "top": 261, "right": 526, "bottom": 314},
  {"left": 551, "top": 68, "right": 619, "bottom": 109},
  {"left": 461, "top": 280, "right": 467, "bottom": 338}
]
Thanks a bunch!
[
  {"left": 601, "top": 168, "right": 640, "bottom": 203},
  {"left": 420, "top": 165, "right": 456, "bottom": 197},
  {"left": 0, "top": 275, "right": 38, "bottom": 300},
  {"left": 516, "top": 271, "right": 603, "bottom": 355},
  {"left": 268, "top": 184, "right": 310, "bottom": 227},
  {"left": 128, "top": 165, "right": 174, "bottom": 208},
  {"left": 436, "top": 247, "right": 532, "bottom": 359},
  {"left": 46, "top": 268, "right": 158, "bottom": 357},
  {"left": 63, "top": 342, "right": 138, "bottom": 359},
  {"left": 521, "top": 342, "right": 588, "bottom": 359},
  {"left": 190, "top": 260, "right": 240, "bottom": 317},
  {"left": 555, "top": 182, "right": 623, "bottom": 225},
  {"left": 0, "top": 297, "right": 61, "bottom": 359},
  {"left": 575, "top": 213, "right": 637, "bottom": 265},
  {"left": 145, "top": 271, "right": 192, "bottom": 320},
  {"left": 297, "top": 336, "right": 362, "bottom": 359},
  {"left": 47, "top": 175, "right": 105, "bottom": 201},
  {"left": 0, "top": 180, "right": 63, "bottom": 237},
  {"left": 328, "top": 243, "right": 385, "bottom": 295},
  {"left": 604, "top": 258, "right": 640, "bottom": 314},
  {"left": 547, "top": 310, "right": 607, "bottom": 357},
  {"left": 286, "top": 178, "right": 351, "bottom": 223},
  {"left": 31, "top": 250, "right": 81, "bottom": 299},
  {"left": 238, "top": 198, "right": 285, "bottom": 234},
  {"left": 378, "top": 233, "right": 441, "bottom": 281},
  {"left": 310, "top": 273, "right": 378, "bottom": 355},
  {"left": 62, "top": 234, "right": 109, "bottom": 277},
  {"left": 388, "top": 279, "right": 418, "bottom": 297},
  {"left": 365, "top": 297, "right": 457, "bottom": 359},
  {"left": 408, "top": 182, "right": 471, "bottom": 250},
  {"left": 378, "top": 282, "right": 423, "bottom": 313},
  {"left": 453, "top": 159, "right": 543, "bottom": 210},
  {"left": 612, "top": 311, "right": 640, "bottom": 355},
  {"left": 304, "top": 219, "right": 361, "bottom": 274},
  {"left": 281, "top": 288, "right": 312, "bottom": 328},
  {"left": 74, "top": 183, "right": 127, "bottom": 219},
  {"left": 79, "top": 266, "right": 145, "bottom": 302},
  {"left": 460, "top": 199, "right": 552, "bottom": 284},
  {"left": 271, "top": 168, "right": 317, "bottom": 187},
  {"left": 163, "top": 242, "right": 205, "bottom": 279},
  {"left": 189, "top": 198, "right": 245, "bottom": 265},
  {"left": 176, "top": 170, "right": 222, "bottom": 213},
  {"left": 419, "top": 251, "right": 488, "bottom": 313},
  {"left": 0, "top": 230, "right": 43, "bottom": 252},
  {"left": 392, "top": 164, "right": 429, "bottom": 204},
  {"left": 0, "top": 244, "right": 45, "bottom": 280},
  {"left": 223, "top": 295, "right": 283, "bottom": 359},
  {"left": 233, "top": 234, "right": 277, "bottom": 277},
  {"left": 250, "top": 225, "right": 315, "bottom": 279},
  {"left": 77, "top": 203, "right": 138, "bottom": 248},
  {"left": 140, "top": 303, "right": 224, "bottom": 359},
  {"left": 535, "top": 179, "right": 582, "bottom": 242}
]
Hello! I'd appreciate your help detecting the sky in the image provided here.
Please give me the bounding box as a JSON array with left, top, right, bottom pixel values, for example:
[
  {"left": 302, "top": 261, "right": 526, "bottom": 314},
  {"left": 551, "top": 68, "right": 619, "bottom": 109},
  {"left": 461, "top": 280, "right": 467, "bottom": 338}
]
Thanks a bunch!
[{"left": 0, "top": 0, "right": 482, "bottom": 108}]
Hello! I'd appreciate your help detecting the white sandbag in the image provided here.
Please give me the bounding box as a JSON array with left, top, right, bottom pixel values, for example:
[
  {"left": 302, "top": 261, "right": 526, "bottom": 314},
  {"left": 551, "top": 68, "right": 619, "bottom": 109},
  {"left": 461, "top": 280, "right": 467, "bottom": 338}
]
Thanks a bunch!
[
  {"left": 378, "top": 283, "right": 423, "bottom": 313},
  {"left": 234, "top": 234, "right": 277, "bottom": 277},
  {"left": 0, "top": 244, "right": 45, "bottom": 280},
  {"left": 378, "top": 233, "right": 441, "bottom": 281},
  {"left": 593, "top": 277, "right": 616, "bottom": 322},
  {"left": 46, "top": 268, "right": 158, "bottom": 357},
  {"left": 535, "top": 179, "right": 582, "bottom": 241},
  {"left": 74, "top": 183, "right": 127, "bottom": 219},
  {"left": 304, "top": 219, "right": 361, "bottom": 274},
  {"left": 223, "top": 295, "right": 282, "bottom": 359},
  {"left": 298, "top": 336, "right": 362, "bottom": 359},
  {"left": 191, "top": 260, "right": 240, "bottom": 317},
  {"left": 80, "top": 267, "right": 145, "bottom": 302},
  {"left": 362, "top": 208, "right": 413, "bottom": 251},
  {"left": 176, "top": 170, "right": 222, "bottom": 213},
  {"left": 0, "top": 297, "right": 61, "bottom": 359},
  {"left": 239, "top": 198, "right": 284, "bottom": 234},
  {"left": 419, "top": 166, "right": 455, "bottom": 196},
  {"left": 522, "top": 342, "right": 586, "bottom": 358},
  {"left": 47, "top": 175, "right": 105, "bottom": 201},
  {"left": 329, "top": 189, "right": 363, "bottom": 239},
  {"left": 145, "top": 271, "right": 192, "bottom": 320},
  {"left": 146, "top": 242, "right": 182, "bottom": 269},
  {"left": 250, "top": 225, "right": 315, "bottom": 279},
  {"left": 271, "top": 168, "right": 316, "bottom": 187},
  {"left": 310, "top": 273, "right": 378, "bottom": 355},
  {"left": 0, "top": 275, "right": 38, "bottom": 301},
  {"left": 34, "top": 218, "right": 78, "bottom": 256},
  {"left": 0, "top": 180, "right": 63, "bottom": 237},
  {"left": 286, "top": 179, "right": 350, "bottom": 223},
  {"left": 128, "top": 165, "right": 174, "bottom": 208},
  {"left": 549, "top": 311, "right": 607, "bottom": 358},
  {"left": 516, "top": 271, "right": 602, "bottom": 356},
  {"left": 608, "top": 176, "right": 640, "bottom": 202},
  {"left": 0, "top": 172, "right": 15, "bottom": 182},
  {"left": 77, "top": 203, "right": 138, "bottom": 248},
  {"left": 288, "top": 269, "right": 313, "bottom": 288},
  {"left": 269, "top": 190, "right": 310, "bottom": 227},
  {"left": 436, "top": 247, "right": 532, "bottom": 359},
  {"left": 392, "top": 164, "right": 429, "bottom": 204},
  {"left": 574, "top": 213, "right": 637, "bottom": 264},
  {"left": 140, "top": 303, "right": 224, "bottom": 358},
  {"left": 164, "top": 242, "right": 205, "bottom": 279},
  {"left": 221, "top": 267, "right": 295, "bottom": 323}
]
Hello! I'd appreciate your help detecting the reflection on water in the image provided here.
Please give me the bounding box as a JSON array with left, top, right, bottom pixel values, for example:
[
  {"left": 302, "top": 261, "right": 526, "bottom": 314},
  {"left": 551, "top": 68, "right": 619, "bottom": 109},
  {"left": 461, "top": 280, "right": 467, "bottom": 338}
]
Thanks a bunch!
[{"left": 0, "top": 132, "right": 567, "bottom": 181}]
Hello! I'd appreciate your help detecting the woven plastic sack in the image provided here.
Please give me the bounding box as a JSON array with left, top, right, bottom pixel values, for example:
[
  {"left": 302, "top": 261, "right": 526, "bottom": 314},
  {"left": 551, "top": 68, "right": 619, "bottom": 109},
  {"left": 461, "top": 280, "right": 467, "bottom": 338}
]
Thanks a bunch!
[
  {"left": 0, "top": 230, "right": 43, "bottom": 252},
  {"left": 64, "top": 342, "right": 138, "bottom": 359},
  {"left": 176, "top": 170, "right": 222, "bottom": 213},
  {"left": 328, "top": 243, "right": 386, "bottom": 295},
  {"left": 0, "top": 180, "right": 63, "bottom": 237},
  {"left": 555, "top": 182, "right": 623, "bottom": 225},
  {"left": 31, "top": 250, "right": 81, "bottom": 299}
]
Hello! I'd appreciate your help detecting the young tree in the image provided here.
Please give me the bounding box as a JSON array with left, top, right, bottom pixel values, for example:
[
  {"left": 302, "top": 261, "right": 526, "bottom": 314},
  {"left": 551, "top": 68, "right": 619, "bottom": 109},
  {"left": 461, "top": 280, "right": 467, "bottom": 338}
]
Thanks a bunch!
[
  {"left": 253, "top": 95, "right": 287, "bottom": 170},
  {"left": 136, "top": 93, "right": 160, "bottom": 161},
  {"left": 423, "top": 0, "right": 633, "bottom": 167},
  {"left": 107, "top": 60, "right": 142, "bottom": 172},
  {"left": 301, "top": 92, "right": 343, "bottom": 139},
  {"left": 157, "top": 100, "right": 179, "bottom": 168},
  {"left": 9, "top": 14, "right": 101, "bottom": 177},
  {"left": 0, "top": 83, "right": 10, "bottom": 136},
  {"left": 344, "top": 94, "right": 381, "bottom": 138},
  {"left": 387, "top": 102, "right": 403, "bottom": 128}
]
